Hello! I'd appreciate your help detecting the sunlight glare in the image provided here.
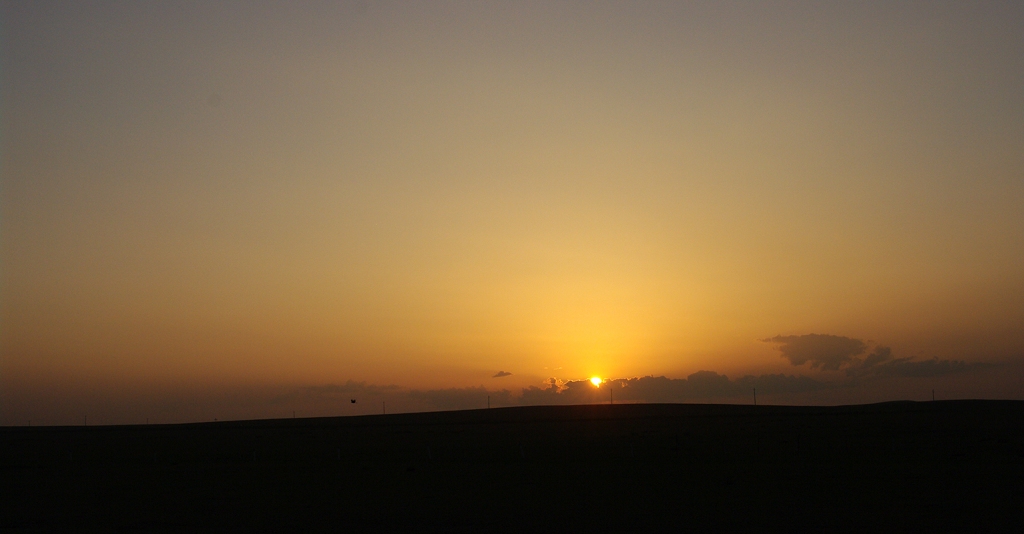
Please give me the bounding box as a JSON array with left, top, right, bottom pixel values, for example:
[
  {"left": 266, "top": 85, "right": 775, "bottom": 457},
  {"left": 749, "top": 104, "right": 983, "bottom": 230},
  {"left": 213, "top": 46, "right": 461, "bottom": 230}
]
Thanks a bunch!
[{"left": 590, "top": 377, "right": 602, "bottom": 387}]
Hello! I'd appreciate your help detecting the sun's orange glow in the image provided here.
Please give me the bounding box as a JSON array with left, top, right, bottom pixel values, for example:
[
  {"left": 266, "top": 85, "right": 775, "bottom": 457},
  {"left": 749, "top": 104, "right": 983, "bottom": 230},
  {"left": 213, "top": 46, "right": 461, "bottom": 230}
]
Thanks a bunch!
[{"left": 590, "top": 377, "right": 603, "bottom": 387}]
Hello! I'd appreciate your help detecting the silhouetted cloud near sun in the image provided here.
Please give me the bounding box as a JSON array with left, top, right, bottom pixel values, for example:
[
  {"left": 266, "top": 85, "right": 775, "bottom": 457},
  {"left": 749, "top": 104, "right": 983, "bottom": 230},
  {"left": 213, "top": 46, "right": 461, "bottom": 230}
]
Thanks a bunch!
[
  {"left": 263, "top": 347, "right": 1002, "bottom": 415},
  {"left": 293, "top": 341, "right": 997, "bottom": 412},
  {"left": 845, "top": 346, "right": 993, "bottom": 378},
  {"left": 764, "top": 334, "right": 994, "bottom": 378},
  {"left": 763, "top": 334, "right": 868, "bottom": 370},
  {"left": 519, "top": 372, "right": 830, "bottom": 406}
]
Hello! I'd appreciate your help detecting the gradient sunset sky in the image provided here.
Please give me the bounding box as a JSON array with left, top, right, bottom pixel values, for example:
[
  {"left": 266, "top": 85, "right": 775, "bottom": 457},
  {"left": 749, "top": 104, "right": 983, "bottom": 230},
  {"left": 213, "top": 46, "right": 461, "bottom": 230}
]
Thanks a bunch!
[{"left": 3, "top": 1, "right": 1023, "bottom": 425}]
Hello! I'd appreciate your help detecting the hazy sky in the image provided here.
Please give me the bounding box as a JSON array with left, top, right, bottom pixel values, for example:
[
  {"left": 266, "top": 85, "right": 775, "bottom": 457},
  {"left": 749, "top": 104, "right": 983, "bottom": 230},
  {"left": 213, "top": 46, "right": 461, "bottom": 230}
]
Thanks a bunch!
[{"left": 3, "top": 1, "right": 1023, "bottom": 424}]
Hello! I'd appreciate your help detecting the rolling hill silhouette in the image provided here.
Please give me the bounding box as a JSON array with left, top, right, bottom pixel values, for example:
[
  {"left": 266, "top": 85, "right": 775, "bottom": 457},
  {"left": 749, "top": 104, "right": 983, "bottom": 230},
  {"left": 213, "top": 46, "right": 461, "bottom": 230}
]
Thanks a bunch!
[{"left": 3, "top": 401, "right": 1022, "bottom": 531}]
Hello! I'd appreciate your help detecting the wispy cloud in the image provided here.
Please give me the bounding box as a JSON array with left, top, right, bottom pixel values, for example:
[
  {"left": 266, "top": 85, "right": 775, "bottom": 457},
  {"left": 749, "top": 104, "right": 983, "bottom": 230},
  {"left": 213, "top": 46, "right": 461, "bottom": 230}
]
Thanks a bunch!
[{"left": 492, "top": 371, "right": 512, "bottom": 378}]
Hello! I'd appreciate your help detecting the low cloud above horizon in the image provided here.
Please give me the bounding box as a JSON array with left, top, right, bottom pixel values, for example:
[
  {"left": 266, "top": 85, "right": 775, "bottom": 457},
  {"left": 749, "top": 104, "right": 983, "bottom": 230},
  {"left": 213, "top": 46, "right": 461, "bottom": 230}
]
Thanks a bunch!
[
  {"left": 2, "top": 332, "right": 1012, "bottom": 426},
  {"left": 764, "top": 333, "right": 995, "bottom": 378},
  {"left": 289, "top": 335, "right": 1006, "bottom": 419}
]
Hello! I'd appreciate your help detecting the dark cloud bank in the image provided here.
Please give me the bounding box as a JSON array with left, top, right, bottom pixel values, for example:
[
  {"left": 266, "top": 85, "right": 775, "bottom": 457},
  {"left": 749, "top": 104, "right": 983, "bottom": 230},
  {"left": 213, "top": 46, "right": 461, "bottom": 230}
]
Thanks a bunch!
[
  {"left": 12, "top": 334, "right": 994, "bottom": 425},
  {"left": 296, "top": 334, "right": 994, "bottom": 413},
  {"left": 763, "top": 334, "right": 993, "bottom": 378}
]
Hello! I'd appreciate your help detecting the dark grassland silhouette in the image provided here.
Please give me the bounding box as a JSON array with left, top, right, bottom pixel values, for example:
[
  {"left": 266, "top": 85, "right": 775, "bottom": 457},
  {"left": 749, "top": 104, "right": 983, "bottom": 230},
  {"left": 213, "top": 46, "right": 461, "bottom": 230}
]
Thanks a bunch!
[{"left": 2, "top": 401, "right": 1023, "bottom": 532}]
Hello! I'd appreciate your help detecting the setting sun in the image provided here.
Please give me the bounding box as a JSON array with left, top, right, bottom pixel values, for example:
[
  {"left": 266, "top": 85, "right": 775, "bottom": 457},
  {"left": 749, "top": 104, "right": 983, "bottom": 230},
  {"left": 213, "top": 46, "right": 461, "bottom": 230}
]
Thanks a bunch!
[{"left": 590, "top": 377, "right": 603, "bottom": 387}]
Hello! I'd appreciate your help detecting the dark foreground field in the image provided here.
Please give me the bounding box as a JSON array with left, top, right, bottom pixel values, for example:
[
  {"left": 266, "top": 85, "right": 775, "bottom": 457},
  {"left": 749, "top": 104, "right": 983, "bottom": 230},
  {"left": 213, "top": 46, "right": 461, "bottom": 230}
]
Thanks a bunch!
[{"left": 3, "top": 400, "right": 1023, "bottom": 532}]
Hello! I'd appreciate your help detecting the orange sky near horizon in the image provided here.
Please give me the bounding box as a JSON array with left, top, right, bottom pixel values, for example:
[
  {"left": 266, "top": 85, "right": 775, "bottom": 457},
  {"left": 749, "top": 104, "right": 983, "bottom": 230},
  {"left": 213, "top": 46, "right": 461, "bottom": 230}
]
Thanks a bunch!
[{"left": 3, "top": 1, "right": 1023, "bottom": 424}]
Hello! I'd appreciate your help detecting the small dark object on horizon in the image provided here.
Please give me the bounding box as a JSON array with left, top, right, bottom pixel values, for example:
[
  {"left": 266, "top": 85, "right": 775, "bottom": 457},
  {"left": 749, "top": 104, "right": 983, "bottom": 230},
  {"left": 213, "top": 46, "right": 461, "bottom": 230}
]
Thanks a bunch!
[{"left": 351, "top": 399, "right": 356, "bottom": 403}]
